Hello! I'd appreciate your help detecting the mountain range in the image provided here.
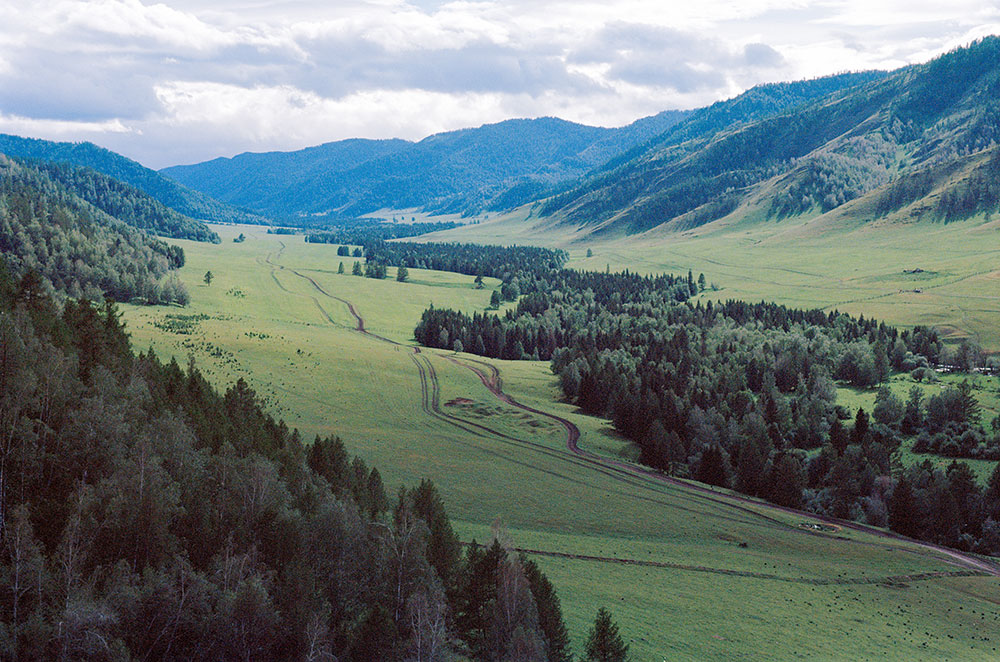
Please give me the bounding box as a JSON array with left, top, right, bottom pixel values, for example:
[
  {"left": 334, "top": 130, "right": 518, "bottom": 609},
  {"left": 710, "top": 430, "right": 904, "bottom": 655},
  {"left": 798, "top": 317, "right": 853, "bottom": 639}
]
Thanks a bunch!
[
  {"left": 540, "top": 38, "right": 1000, "bottom": 235},
  {"left": 161, "top": 111, "right": 692, "bottom": 219},
  {"left": 5, "top": 38, "right": 1000, "bottom": 240}
]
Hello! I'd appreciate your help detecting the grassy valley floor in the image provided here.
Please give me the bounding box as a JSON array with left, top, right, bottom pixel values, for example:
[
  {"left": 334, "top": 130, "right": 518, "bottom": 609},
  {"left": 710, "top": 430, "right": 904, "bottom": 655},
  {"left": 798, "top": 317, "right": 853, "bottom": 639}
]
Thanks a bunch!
[{"left": 122, "top": 225, "right": 1000, "bottom": 661}]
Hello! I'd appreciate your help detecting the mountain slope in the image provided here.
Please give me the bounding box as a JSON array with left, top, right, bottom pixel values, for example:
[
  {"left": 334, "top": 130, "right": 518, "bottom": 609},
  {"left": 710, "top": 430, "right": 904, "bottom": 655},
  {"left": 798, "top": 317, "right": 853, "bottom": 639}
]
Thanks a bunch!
[
  {"left": 539, "top": 38, "right": 1000, "bottom": 235},
  {"left": 0, "top": 155, "right": 188, "bottom": 303},
  {"left": 0, "top": 134, "right": 267, "bottom": 224},
  {"left": 161, "top": 111, "right": 690, "bottom": 219},
  {"left": 15, "top": 157, "right": 219, "bottom": 242}
]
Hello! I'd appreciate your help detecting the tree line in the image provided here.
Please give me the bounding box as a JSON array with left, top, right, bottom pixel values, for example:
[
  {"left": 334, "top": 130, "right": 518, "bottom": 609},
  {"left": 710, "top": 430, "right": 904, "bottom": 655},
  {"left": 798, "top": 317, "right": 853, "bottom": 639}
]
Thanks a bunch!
[
  {"left": 411, "top": 257, "right": 1000, "bottom": 554},
  {"left": 305, "top": 221, "right": 459, "bottom": 245}
]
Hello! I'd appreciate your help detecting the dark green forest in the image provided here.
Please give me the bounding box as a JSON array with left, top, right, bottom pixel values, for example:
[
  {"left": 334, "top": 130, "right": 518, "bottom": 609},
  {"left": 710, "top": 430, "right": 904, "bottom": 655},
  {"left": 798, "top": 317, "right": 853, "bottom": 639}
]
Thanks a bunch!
[
  {"left": 0, "top": 261, "right": 578, "bottom": 661},
  {"left": 0, "top": 157, "right": 188, "bottom": 305},
  {"left": 407, "top": 244, "right": 1000, "bottom": 554},
  {"left": 0, "top": 135, "right": 265, "bottom": 226},
  {"left": 17, "top": 158, "right": 219, "bottom": 243},
  {"left": 305, "top": 221, "right": 460, "bottom": 245}
]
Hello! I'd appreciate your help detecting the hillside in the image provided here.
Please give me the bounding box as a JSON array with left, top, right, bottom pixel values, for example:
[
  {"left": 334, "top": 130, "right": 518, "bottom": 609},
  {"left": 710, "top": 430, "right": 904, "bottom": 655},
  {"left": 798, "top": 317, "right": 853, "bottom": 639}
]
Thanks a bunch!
[
  {"left": 14, "top": 157, "right": 220, "bottom": 243},
  {"left": 0, "top": 134, "right": 268, "bottom": 225},
  {"left": 0, "top": 155, "right": 188, "bottom": 304},
  {"left": 539, "top": 38, "right": 1000, "bottom": 234},
  {"left": 161, "top": 112, "right": 689, "bottom": 220}
]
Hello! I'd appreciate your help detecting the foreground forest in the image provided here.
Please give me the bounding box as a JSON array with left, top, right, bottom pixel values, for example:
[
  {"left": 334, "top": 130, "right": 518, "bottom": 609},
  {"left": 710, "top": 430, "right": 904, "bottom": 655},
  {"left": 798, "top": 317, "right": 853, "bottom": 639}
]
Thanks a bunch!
[{"left": 0, "top": 258, "right": 603, "bottom": 661}]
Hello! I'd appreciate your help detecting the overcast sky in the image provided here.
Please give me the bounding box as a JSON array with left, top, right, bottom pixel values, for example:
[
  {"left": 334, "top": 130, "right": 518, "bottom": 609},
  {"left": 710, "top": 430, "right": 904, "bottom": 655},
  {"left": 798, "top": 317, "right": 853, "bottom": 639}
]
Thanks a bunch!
[{"left": 1, "top": 0, "right": 998, "bottom": 169}]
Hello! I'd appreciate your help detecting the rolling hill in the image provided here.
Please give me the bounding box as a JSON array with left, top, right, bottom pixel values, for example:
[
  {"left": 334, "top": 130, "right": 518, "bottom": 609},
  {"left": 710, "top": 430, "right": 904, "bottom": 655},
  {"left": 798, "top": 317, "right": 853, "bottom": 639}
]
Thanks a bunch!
[
  {"left": 160, "top": 111, "right": 691, "bottom": 219},
  {"left": 538, "top": 37, "right": 1000, "bottom": 235},
  {"left": 0, "top": 134, "right": 268, "bottom": 225}
]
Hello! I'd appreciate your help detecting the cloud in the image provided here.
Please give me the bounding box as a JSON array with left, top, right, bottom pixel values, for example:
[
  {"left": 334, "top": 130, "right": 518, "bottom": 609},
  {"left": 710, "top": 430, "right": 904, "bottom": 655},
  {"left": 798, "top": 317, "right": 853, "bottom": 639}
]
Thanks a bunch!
[{"left": 0, "top": 0, "right": 996, "bottom": 168}]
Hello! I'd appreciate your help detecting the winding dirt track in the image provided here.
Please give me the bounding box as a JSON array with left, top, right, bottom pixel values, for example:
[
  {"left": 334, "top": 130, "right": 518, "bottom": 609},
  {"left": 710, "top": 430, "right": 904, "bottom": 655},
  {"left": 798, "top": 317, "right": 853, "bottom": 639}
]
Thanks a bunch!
[{"left": 264, "top": 243, "right": 1000, "bottom": 579}]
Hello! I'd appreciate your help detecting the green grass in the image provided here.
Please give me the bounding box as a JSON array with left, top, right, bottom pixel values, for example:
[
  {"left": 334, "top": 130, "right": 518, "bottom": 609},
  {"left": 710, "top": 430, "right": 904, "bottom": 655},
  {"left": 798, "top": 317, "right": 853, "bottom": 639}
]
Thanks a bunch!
[
  {"left": 122, "top": 225, "right": 1000, "bottom": 661},
  {"left": 424, "top": 211, "right": 1000, "bottom": 350},
  {"left": 836, "top": 372, "right": 999, "bottom": 482}
]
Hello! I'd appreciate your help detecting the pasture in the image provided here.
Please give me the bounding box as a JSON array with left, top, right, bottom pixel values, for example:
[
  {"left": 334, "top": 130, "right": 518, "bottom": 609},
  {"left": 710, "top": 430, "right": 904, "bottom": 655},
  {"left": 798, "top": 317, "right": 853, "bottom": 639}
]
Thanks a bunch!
[{"left": 122, "top": 225, "right": 1000, "bottom": 660}]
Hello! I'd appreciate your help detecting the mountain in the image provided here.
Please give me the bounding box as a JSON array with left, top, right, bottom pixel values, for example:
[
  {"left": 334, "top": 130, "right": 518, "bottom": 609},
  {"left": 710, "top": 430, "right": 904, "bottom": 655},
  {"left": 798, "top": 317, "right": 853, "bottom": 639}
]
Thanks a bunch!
[
  {"left": 0, "top": 155, "right": 188, "bottom": 304},
  {"left": 161, "top": 111, "right": 690, "bottom": 220},
  {"left": 0, "top": 134, "right": 268, "bottom": 225},
  {"left": 538, "top": 38, "right": 1000, "bottom": 235}
]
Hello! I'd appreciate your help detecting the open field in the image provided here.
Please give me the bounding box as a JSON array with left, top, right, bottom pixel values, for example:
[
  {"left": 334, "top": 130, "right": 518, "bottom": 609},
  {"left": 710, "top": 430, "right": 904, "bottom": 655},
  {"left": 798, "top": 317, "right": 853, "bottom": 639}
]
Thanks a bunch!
[
  {"left": 122, "top": 225, "right": 1000, "bottom": 660},
  {"left": 421, "top": 210, "right": 1000, "bottom": 351}
]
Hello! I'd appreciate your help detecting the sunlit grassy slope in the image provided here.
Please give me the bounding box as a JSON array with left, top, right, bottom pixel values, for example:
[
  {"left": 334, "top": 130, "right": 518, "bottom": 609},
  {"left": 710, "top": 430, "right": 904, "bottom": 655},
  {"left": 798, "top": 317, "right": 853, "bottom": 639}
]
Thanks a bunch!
[
  {"left": 422, "top": 209, "right": 1000, "bottom": 351},
  {"left": 122, "top": 225, "right": 1000, "bottom": 661}
]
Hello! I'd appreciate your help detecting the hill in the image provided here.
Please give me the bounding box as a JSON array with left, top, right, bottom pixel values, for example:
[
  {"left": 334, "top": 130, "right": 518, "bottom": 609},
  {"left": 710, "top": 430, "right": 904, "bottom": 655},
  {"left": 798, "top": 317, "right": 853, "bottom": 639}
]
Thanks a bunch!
[
  {"left": 539, "top": 38, "right": 1000, "bottom": 234},
  {"left": 14, "top": 157, "right": 220, "bottom": 243},
  {"left": 0, "top": 155, "right": 188, "bottom": 304},
  {"left": 0, "top": 134, "right": 268, "bottom": 225},
  {"left": 160, "top": 112, "right": 690, "bottom": 220}
]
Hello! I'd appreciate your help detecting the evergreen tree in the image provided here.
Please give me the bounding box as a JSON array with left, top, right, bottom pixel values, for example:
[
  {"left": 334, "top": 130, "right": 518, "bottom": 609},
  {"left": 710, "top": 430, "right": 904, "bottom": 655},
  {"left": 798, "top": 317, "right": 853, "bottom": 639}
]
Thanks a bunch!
[
  {"left": 851, "top": 408, "right": 870, "bottom": 445},
  {"left": 203, "top": 270, "right": 214, "bottom": 285},
  {"left": 338, "top": 261, "right": 345, "bottom": 274},
  {"left": 695, "top": 446, "right": 729, "bottom": 488},
  {"left": 889, "top": 476, "right": 921, "bottom": 538},
  {"left": 582, "top": 607, "right": 628, "bottom": 662},
  {"left": 352, "top": 261, "right": 363, "bottom": 276},
  {"left": 396, "top": 264, "right": 409, "bottom": 282}
]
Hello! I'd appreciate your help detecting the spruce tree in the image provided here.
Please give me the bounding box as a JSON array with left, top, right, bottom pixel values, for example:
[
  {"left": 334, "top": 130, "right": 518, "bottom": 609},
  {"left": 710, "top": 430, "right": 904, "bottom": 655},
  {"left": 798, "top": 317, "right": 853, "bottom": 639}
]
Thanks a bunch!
[{"left": 582, "top": 607, "right": 628, "bottom": 662}]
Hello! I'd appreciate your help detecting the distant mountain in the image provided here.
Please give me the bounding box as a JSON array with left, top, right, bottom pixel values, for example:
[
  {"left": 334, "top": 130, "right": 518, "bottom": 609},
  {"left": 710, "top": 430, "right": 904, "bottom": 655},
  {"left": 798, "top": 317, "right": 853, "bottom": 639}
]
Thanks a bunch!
[
  {"left": 0, "top": 155, "right": 189, "bottom": 304},
  {"left": 538, "top": 38, "right": 1000, "bottom": 235},
  {"left": 161, "top": 111, "right": 690, "bottom": 220},
  {"left": 0, "top": 134, "right": 267, "bottom": 225}
]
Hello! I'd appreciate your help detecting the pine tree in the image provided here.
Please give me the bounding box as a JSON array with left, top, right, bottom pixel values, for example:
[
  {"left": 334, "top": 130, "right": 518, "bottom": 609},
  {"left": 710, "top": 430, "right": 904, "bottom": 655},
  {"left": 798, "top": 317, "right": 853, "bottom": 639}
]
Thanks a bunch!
[
  {"left": 582, "top": 607, "right": 628, "bottom": 662},
  {"left": 338, "top": 261, "right": 345, "bottom": 274},
  {"left": 352, "top": 261, "right": 362, "bottom": 276},
  {"left": 396, "top": 264, "right": 409, "bottom": 282}
]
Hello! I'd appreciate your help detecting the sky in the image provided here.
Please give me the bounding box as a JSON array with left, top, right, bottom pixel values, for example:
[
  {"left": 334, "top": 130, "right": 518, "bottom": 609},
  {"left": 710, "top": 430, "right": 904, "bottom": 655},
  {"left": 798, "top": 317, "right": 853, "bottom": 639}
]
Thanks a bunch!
[{"left": 1, "top": 1, "right": 998, "bottom": 169}]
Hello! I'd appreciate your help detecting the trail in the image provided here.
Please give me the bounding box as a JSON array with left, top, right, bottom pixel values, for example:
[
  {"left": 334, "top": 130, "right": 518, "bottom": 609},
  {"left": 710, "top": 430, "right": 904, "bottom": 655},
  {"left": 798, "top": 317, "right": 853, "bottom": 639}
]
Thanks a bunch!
[
  {"left": 447, "top": 354, "right": 1000, "bottom": 577},
  {"left": 264, "top": 242, "right": 1000, "bottom": 578},
  {"left": 463, "top": 542, "right": 986, "bottom": 586}
]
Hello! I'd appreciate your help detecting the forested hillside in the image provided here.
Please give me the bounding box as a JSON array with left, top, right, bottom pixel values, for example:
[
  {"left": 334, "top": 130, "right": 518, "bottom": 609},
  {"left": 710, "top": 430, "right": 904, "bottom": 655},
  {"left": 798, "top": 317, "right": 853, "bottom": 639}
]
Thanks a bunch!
[
  {"left": 161, "top": 112, "right": 689, "bottom": 220},
  {"left": 0, "top": 134, "right": 267, "bottom": 225},
  {"left": 0, "top": 263, "right": 574, "bottom": 661},
  {"left": 540, "top": 37, "right": 1000, "bottom": 234},
  {"left": 18, "top": 158, "right": 219, "bottom": 243},
  {"left": 0, "top": 156, "right": 188, "bottom": 304}
]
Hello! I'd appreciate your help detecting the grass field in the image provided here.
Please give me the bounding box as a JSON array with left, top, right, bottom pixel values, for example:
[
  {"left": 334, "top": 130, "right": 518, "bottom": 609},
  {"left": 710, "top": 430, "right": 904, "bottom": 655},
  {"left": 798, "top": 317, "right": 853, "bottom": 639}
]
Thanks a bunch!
[
  {"left": 122, "top": 225, "right": 1000, "bottom": 661},
  {"left": 422, "top": 210, "right": 1000, "bottom": 350}
]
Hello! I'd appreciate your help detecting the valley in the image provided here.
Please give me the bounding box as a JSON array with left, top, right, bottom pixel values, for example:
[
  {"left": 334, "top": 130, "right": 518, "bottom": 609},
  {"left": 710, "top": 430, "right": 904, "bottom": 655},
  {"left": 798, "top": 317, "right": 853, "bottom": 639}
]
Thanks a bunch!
[{"left": 122, "top": 225, "right": 1000, "bottom": 661}]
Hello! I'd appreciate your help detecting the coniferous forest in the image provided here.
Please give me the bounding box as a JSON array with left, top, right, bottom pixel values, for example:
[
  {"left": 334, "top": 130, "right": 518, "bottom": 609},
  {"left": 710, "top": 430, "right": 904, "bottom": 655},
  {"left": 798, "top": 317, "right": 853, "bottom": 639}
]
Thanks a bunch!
[
  {"left": 0, "top": 156, "right": 190, "bottom": 305},
  {"left": 407, "top": 244, "right": 1000, "bottom": 554},
  {"left": 0, "top": 259, "right": 575, "bottom": 661}
]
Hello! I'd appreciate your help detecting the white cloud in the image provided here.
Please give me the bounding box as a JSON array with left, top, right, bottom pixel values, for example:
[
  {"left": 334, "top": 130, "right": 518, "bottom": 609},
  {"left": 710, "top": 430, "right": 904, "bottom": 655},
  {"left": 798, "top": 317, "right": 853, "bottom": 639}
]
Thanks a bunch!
[{"left": 0, "top": 0, "right": 997, "bottom": 167}]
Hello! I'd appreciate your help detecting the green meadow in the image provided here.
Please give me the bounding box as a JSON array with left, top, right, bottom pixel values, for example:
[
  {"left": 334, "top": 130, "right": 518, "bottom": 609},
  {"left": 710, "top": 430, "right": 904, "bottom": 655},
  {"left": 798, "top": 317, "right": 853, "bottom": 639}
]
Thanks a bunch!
[
  {"left": 122, "top": 225, "right": 1000, "bottom": 661},
  {"left": 424, "top": 211, "right": 1000, "bottom": 350}
]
